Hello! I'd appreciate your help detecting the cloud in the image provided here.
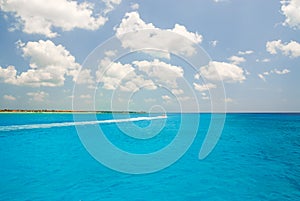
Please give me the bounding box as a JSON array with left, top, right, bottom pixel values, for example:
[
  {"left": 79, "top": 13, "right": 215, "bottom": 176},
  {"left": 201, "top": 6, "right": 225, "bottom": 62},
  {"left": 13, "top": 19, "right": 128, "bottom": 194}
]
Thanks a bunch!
[
  {"left": 281, "top": 0, "right": 300, "bottom": 29},
  {"left": 227, "top": 55, "right": 246, "bottom": 65},
  {"left": 210, "top": 40, "right": 218, "bottom": 47},
  {"left": 133, "top": 59, "right": 184, "bottom": 88},
  {"left": 273, "top": 68, "right": 290, "bottom": 74},
  {"left": 75, "top": 69, "right": 94, "bottom": 85},
  {"left": 258, "top": 68, "right": 290, "bottom": 81},
  {"left": 0, "top": 40, "right": 84, "bottom": 87},
  {"left": 103, "top": 0, "right": 122, "bottom": 14},
  {"left": 97, "top": 61, "right": 135, "bottom": 90},
  {"left": 245, "top": 69, "right": 251, "bottom": 75},
  {"left": 120, "top": 76, "right": 157, "bottom": 92},
  {"left": 224, "top": 98, "right": 234, "bottom": 103},
  {"left": 0, "top": 65, "right": 17, "bottom": 84},
  {"left": 198, "top": 61, "right": 246, "bottom": 83},
  {"left": 266, "top": 40, "right": 300, "bottom": 58},
  {"left": 115, "top": 12, "right": 155, "bottom": 34},
  {"left": 162, "top": 95, "right": 172, "bottom": 102},
  {"left": 20, "top": 40, "right": 80, "bottom": 72},
  {"left": 177, "top": 96, "right": 191, "bottom": 101},
  {"left": 80, "top": 94, "right": 92, "bottom": 99},
  {"left": 258, "top": 74, "right": 266, "bottom": 82},
  {"left": 104, "top": 50, "right": 118, "bottom": 57},
  {"left": 96, "top": 57, "right": 185, "bottom": 93},
  {"left": 171, "top": 89, "right": 184, "bottom": 95},
  {"left": 262, "top": 58, "right": 271, "bottom": 62},
  {"left": 238, "top": 50, "right": 254, "bottom": 55},
  {"left": 213, "top": 0, "right": 229, "bottom": 3},
  {"left": 27, "top": 91, "right": 49, "bottom": 102},
  {"left": 202, "top": 94, "right": 210, "bottom": 100},
  {"left": 256, "top": 58, "right": 270, "bottom": 63},
  {"left": 115, "top": 12, "right": 203, "bottom": 58},
  {"left": 0, "top": 0, "right": 108, "bottom": 37},
  {"left": 96, "top": 58, "right": 157, "bottom": 92},
  {"left": 193, "top": 83, "right": 217, "bottom": 92},
  {"left": 130, "top": 3, "right": 139, "bottom": 10},
  {"left": 3, "top": 95, "right": 16, "bottom": 101}
]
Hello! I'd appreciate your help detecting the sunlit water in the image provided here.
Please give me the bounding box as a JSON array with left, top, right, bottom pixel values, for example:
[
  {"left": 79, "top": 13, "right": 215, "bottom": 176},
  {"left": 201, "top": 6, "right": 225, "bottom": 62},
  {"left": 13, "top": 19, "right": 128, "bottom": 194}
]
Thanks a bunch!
[{"left": 0, "top": 113, "right": 299, "bottom": 200}]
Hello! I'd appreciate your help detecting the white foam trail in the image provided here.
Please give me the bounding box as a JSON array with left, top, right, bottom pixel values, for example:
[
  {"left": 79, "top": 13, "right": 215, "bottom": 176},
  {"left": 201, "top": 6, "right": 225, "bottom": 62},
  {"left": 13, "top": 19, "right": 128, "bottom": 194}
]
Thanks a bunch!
[{"left": 0, "top": 115, "right": 167, "bottom": 132}]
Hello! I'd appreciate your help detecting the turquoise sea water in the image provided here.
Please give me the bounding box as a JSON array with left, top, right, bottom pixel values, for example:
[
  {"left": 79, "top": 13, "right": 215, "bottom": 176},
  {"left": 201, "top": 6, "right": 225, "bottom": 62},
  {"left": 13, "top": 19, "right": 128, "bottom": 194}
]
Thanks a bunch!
[{"left": 0, "top": 113, "right": 299, "bottom": 200}]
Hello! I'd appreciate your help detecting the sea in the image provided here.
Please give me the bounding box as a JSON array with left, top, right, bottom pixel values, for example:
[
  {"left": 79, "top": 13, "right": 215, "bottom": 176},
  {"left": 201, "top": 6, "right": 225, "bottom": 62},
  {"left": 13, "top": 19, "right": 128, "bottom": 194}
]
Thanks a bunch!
[{"left": 0, "top": 113, "right": 299, "bottom": 201}]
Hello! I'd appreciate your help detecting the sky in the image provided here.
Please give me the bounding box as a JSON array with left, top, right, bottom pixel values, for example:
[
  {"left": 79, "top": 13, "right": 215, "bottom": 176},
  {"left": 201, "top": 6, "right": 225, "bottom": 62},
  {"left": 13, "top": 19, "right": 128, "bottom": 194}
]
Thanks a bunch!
[{"left": 0, "top": 0, "right": 299, "bottom": 112}]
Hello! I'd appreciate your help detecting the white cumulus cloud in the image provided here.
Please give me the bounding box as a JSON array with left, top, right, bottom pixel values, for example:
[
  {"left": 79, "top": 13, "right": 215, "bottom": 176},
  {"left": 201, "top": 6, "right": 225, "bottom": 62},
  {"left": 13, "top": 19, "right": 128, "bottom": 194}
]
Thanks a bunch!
[
  {"left": 258, "top": 68, "right": 290, "bottom": 81},
  {"left": 258, "top": 74, "right": 266, "bottom": 82},
  {"left": 80, "top": 94, "right": 92, "bottom": 99},
  {"left": 162, "top": 95, "right": 172, "bottom": 102},
  {"left": 97, "top": 61, "right": 135, "bottom": 90},
  {"left": 238, "top": 50, "right": 254, "bottom": 55},
  {"left": 27, "top": 91, "right": 49, "bottom": 102},
  {"left": 75, "top": 69, "right": 94, "bottom": 85},
  {"left": 115, "top": 12, "right": 203, "bottom": 58},
  {"left": 224, "top": 98, "right": 234, "bottom": 103},
  {"left": 256, "top": 58, "right": 270, "bottom": 63},
  {"left": 266, "top": 40, "right": 300, "bottom": 58},
  {"left": 130, "top": 3, "right": 139, "bottom": 10},
  {"left": 171, "top": 89, "right": 184, "bottom": 95},
  {"left": 0, "top": 40, "right": 85, "bottom": 87},
  {"left": 0, "top": 0, "right": 108, "bottom": 37},
  {"left": 210, "top": 40, "right": 218, "bottom": 47},
  {"left": 96, "top": 57, "right": 185, "bottom": 92},
  {"left": 198, "top": 61, "right": 246, "bottom": 83},
  {"left": 227, "top": 55, "right": 246, "bottom": 65},
  {"left": 213, "top": 0, "right": 229, "bottom": 3},
  {"left": 193, "top": 83, "right": 217, "bottom": 92},
  {"left": 0, "top": 65, "right": 17, "bottom": 84},
  {"left": 3, "top": 94, "right": 16, "bottom": 101},
  {"left": 177, "top": 96, "right": 191, "bottom": 101},
  {"left": 103, "top": 0, "right": 122, "bottom": 14},
  {"left": 281, "top": 0, "right": 300, "bottom": 29},
  {"left": 133, "top": 59, "right": 184, "bottom": 88},
  {"left": 96, "top": 58, "right": 157, "bottom": 92},
  {"left": 273, "top": 68, "right": 290, "bottom": 74}
]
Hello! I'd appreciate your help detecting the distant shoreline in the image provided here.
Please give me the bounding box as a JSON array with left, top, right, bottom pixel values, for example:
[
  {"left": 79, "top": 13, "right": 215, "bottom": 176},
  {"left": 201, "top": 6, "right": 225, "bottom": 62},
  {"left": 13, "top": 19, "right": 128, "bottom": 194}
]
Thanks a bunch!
[
  {"left": 0, "top": 110, "right": 146, "bottom": 114},
  {"left": 0, "top": 110, "right": 299, "bottom": 114}
]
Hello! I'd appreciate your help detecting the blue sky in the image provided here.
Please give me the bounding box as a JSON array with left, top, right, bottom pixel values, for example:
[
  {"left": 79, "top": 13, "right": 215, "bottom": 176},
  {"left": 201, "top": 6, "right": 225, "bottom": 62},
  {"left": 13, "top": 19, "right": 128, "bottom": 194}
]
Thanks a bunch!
[{"left": 0, "top": 0, "right": 299, "bottom": 112}]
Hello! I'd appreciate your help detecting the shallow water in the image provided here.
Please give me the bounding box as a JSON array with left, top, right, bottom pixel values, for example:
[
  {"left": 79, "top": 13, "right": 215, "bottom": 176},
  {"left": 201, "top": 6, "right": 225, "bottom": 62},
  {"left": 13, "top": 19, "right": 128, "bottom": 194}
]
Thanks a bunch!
[{"left": 0, "top": 113, "right": 299, "bottom": 200}]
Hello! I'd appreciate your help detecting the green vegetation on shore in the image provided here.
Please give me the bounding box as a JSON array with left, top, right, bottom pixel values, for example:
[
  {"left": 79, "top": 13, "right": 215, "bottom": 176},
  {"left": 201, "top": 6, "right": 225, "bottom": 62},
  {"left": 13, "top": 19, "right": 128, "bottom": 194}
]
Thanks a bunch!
[{"left": 0, "top": 109, "right": 146, "bottom": 114}]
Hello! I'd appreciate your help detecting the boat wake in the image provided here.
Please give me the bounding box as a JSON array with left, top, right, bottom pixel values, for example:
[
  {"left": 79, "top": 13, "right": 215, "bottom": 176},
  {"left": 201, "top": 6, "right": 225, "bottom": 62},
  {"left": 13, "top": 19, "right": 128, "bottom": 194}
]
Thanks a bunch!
[{"left": 0, "top": 115, "right": 167, "bottom": 132}]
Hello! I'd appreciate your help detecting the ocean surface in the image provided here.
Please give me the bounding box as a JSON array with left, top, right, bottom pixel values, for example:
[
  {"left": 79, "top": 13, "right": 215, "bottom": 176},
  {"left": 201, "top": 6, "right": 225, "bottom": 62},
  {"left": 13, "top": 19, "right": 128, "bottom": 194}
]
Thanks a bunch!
[{"left": 0, "top": 113, "right": 299, "bottom": 200}]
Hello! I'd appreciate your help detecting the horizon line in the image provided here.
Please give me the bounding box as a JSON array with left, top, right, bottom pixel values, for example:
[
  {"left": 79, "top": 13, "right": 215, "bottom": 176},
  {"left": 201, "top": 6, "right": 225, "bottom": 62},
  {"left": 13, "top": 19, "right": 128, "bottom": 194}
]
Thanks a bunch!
[{"left": 0, "top": 109, "right": 299, "bottom": 114}]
